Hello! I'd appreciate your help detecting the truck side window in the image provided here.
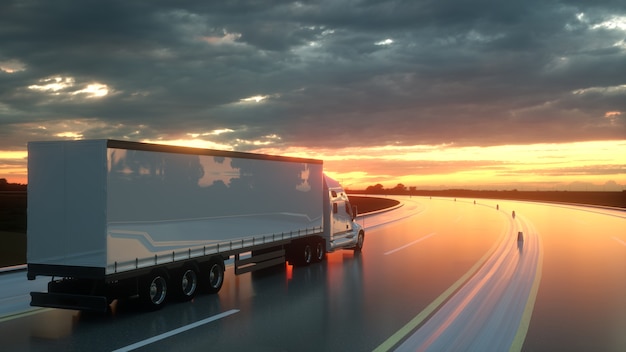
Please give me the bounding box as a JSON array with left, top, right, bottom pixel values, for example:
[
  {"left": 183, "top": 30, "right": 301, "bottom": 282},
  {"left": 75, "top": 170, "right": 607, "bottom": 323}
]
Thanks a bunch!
[
  {"left": 345, "top": 203, "right": 352, "bottom": 217},
  {"left": 331, "top": 191, "right": 337, "bottom": 198},
  {"left": 333, "top": 203, "right": 338, "bottom": 214}
]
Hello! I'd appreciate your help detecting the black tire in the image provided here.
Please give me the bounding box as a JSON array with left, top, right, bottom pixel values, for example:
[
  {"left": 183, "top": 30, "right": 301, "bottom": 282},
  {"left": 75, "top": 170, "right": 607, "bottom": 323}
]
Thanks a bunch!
[
  {"left": 140, "top": 270, "right": 168, "bottom": 309},
  {"left": 287, "top": 240, "right": 314, "bottom": 266},
  {"left": 300, "top": 242, "right": 313, "bottom": 266},
  {"left": 175, "top": 264, "right": 199, "bottom": 301},
  {"left": 313, "top": 240, "right": 326, "bottom": 263},
  {"left": 205, "top": 258, "right": 225, "bottom": 294},
  {"left": 353, "top": 231, "right": 365, "bottom": 252}
]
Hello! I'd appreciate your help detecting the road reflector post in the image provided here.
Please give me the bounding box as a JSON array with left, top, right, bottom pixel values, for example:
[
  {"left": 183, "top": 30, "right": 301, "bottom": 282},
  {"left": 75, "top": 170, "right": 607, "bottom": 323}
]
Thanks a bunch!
[{"left": 517, "top": 231, "right": 524, "bottom": 242}]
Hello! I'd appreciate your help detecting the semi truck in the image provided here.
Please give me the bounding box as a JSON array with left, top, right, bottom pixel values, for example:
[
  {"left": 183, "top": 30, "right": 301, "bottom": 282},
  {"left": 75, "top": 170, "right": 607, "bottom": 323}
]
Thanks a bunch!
[{"left": 27, "top": 139, "right": 364, "bottom": 312}]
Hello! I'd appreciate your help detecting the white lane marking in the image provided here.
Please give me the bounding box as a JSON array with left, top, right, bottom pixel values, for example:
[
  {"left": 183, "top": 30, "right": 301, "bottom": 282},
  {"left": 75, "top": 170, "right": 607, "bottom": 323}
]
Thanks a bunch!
[
  {"left": 612, "top": 237, "right": 626, "bottom": 247},
  {"left": 384, "top": 233, "right": 436, "bottom": 255},
  {"left": 112, "top": 309, "right": 239, "bottom": 352}
]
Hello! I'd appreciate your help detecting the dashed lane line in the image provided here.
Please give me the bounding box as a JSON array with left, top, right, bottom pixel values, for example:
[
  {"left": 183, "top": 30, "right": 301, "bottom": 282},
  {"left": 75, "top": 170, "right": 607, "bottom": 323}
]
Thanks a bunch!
[
  {"left": 112, "top": 309, "right": 240, "bottom": 352},
  {"left": 384, "top": 233, "right": 436, "bottom": 256}
]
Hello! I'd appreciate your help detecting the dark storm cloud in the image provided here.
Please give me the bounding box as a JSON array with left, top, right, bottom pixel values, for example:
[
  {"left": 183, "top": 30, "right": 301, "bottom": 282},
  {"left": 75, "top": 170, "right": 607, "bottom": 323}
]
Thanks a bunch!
[{"left": 1, "top": 0, "right": 624, "bottom": 151}]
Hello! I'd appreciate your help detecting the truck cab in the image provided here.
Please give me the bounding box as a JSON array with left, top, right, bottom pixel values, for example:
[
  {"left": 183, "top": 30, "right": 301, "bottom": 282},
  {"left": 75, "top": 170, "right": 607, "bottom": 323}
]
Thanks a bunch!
[{"left": 324, "top": 175, "right": 364, "bottom": 252}]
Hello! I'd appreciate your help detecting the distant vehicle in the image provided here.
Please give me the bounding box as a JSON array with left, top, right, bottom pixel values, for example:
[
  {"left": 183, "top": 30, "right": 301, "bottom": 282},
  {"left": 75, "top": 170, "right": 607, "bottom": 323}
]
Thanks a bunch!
[{"left": 27, "top": 139, "right": 364, "bottom": 311}]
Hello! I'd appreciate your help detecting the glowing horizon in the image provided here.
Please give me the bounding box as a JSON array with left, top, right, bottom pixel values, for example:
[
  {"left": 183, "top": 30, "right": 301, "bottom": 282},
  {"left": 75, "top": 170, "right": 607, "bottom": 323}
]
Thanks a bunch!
[
  {"left": 255, "top": 140, "right": 626, "bottom": 191},
  {"left": 1, "top": 139, "right": 624, "bottom": 191}
]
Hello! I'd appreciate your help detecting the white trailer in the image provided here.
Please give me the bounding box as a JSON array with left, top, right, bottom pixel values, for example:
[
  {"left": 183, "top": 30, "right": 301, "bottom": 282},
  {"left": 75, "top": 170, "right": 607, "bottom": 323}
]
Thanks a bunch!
[{"left": 27, "top": 139, "right": 364, "bottom": 311}]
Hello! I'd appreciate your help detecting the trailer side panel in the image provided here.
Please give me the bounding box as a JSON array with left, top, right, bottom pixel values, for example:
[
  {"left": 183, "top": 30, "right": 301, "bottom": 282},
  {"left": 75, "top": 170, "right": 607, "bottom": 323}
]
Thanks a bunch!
[{"left": 105, "top": 145, "right": 324, "bottom": 274}]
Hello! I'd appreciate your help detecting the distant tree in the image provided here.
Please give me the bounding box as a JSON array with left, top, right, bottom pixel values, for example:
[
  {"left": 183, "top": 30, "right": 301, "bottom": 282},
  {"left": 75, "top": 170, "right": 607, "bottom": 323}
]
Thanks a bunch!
[
  {"left": 393, "top": 183, "right": 406, "bottom": 192},
  {"left": 366, "top": 184, "right": 385, "bottom": 193},
  {"left": 0, "top": 179, "right": 27, "bottom": 191}
]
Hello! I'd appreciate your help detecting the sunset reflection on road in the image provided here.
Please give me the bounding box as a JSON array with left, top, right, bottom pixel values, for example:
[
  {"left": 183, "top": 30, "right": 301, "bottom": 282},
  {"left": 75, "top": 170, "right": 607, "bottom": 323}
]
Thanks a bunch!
[{"left": 0, "top": 197, "right": 624, "bottom": 351}]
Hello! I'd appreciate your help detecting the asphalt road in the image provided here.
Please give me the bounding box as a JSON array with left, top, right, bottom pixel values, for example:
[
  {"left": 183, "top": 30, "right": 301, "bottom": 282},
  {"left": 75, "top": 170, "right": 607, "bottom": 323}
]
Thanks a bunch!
[{"left": 0, "top": 197, "right": 624, "bottom": 351}]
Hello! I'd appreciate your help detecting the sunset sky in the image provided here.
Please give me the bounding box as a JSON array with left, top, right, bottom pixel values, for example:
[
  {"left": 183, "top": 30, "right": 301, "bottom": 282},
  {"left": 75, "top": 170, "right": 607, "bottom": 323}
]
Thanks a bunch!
[{"left": 1, "top": 1, "right": 624, "bottom": 190}]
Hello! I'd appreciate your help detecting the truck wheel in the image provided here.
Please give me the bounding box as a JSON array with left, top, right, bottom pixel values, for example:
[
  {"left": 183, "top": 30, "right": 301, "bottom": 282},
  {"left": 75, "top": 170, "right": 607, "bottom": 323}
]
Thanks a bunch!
[
  {"left": 205, "top": 258, "right": 224, "bottom": 294},
  {"left": 176, "top": 265, "right": 199, "bottom": 301},
  {"left": 140, "top": 271, "right": 168, "bottom": 309},
  {"left": 313, "top": 240, "right": 326, "bottom": 262},
  {"left": 353, "top": 231, "right": 365, "bottom": 252},
  {"left": 300, "top": 242, "right": 313, "bottom": 266}
]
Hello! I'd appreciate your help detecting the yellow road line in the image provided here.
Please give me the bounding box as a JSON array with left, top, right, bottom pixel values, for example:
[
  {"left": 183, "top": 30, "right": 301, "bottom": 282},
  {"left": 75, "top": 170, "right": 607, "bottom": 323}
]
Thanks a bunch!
[{"left": 373, "top": 220, "right": 508, "bottom": 352}]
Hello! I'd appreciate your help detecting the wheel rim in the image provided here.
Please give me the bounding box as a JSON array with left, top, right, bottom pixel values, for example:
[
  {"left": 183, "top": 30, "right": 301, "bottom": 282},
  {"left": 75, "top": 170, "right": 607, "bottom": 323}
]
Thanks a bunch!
[
  {"left": 357, "top": 233, "right": 364, "bottom": 249},
  {"left": 149, "top": 276, "right": 167, "bottom": 305},
  {"left": 181, "top": 269, "right": 198, "bottom": 297},
  {"left": 315, "top": 242, "right": 324, "bottom": 261},
  {"left": 303, "top": 244, "right": 312, "bottom": 264},
  {"left": 209, "top": 264, "right": 223, "bottom": 289}
]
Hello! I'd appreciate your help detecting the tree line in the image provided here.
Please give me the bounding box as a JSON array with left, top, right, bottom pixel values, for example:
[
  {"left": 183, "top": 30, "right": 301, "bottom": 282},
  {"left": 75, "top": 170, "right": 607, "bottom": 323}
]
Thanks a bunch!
[{"left": 0, "top": 179, "right": 27, "bottom": 192}]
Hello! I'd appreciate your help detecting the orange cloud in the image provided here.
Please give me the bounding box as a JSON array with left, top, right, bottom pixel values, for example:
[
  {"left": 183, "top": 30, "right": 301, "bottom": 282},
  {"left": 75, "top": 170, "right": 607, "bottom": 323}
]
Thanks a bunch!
[{"left": 605, "top": 111, "right": 621, "bottom": 117}]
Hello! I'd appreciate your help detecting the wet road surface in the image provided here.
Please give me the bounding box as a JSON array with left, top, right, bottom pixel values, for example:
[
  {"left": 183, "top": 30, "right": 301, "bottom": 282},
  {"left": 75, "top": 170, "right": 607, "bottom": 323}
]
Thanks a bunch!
[{"left": 0, "top": 197, "right": 624, "bottom": 351}]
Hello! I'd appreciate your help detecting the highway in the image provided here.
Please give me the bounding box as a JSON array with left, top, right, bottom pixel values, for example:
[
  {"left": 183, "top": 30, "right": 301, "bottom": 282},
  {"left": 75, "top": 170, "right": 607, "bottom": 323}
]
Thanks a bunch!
[{"left": 0, "top": 196, "right": 624, "bottom": 351}]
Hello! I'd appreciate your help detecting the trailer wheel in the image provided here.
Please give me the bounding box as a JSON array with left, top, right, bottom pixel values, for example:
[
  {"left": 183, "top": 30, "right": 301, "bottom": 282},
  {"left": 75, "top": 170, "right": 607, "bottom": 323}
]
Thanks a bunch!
[
  {"left": 313, "top": 240, "right": 326, "bottom": 262},
  {"left": 353, "top": 231, "right": 365, "bottom": 252},
  {"left": 175, "top": 265, "right": 199, "bottom": 301},
  {"left": 140, "top": 271, "right": 168, "bottom": 309},
  {"left": 205, "top": 258, "right": 225, "bottom": 294}
]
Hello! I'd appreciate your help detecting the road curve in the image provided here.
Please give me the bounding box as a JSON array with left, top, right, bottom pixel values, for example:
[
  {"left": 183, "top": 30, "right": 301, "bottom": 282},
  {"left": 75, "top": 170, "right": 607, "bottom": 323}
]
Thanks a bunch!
[
  {"left": 369, "top": 203, "right": 542, "bottom": 351},
  {"left": 0, "top": 196, "right": 623, "bottom": 351}
]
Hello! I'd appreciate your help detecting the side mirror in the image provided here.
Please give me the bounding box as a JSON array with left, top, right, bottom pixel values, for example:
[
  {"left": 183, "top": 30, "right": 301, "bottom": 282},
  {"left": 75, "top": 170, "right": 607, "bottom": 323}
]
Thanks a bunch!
[{"left": 352, "top": 205, "right": 358, "bottom": 220}]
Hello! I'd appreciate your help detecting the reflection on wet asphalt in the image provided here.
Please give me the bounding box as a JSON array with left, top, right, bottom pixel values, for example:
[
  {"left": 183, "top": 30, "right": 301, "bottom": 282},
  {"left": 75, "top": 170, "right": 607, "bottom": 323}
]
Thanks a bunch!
[{"left": 0, "top": 197, "right": 624, "bottom": 351}]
